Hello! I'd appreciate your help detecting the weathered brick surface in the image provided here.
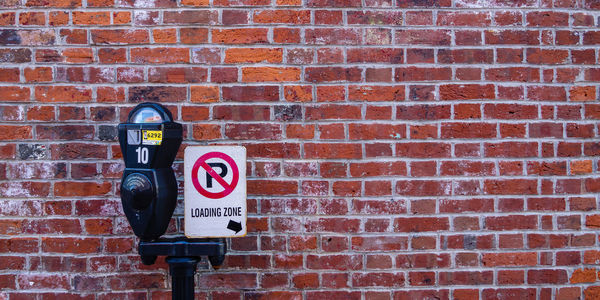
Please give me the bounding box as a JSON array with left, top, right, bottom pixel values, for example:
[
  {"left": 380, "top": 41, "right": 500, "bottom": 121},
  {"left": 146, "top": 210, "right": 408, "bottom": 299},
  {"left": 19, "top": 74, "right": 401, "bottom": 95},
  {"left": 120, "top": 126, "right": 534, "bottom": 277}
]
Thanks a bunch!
[{"left": 0, "top": 0, "right": 599, "bottom": 298}]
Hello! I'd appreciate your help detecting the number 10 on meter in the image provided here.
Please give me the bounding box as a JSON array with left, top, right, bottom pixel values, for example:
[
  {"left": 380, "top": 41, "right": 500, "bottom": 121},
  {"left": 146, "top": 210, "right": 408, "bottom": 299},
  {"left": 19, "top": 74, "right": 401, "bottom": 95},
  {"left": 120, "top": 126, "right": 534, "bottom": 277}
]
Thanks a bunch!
[{"left": 184, "top": 146, "right": 247, "bottom": 238}]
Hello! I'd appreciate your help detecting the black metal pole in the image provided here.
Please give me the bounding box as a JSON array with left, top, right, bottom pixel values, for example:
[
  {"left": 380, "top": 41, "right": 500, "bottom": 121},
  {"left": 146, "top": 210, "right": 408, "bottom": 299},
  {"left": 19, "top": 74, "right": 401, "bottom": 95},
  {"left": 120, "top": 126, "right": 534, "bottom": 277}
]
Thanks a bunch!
[{"left": 166, "top": 256, "right": 200, "bottom": 300}]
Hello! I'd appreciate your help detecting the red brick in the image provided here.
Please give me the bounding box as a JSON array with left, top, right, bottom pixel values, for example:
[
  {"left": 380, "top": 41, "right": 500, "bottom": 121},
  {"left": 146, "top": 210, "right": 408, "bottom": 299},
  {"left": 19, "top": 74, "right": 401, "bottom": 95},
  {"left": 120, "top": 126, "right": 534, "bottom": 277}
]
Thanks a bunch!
[
  {"left": 437, "top": 11, "right": 491, "bottom": 26},
  {"left": 91, "top": 29, "right": 148, "bottom": 44},
  {"left": 0, "top": 86, "right": 30, "bottom": 102},
  {"left": 148, "top": 67, "right": 207, "bottom": 83},
  {"left": 54, "top": 181, "right": 111, "bottom": 197},
  {"left": 485, "top": 30, "right": 539, "bottom": 45},
  {"left": 306, "top": 67, "right": 361, "bottom": 82},
  {"left": 486, "top": 215, "right": 538, "bottom": 230},
  {"left": 483, "top": 252, "right": 537, "bottom": 266},
  {"left": 306, "top": 28, "right": 361, "bottom": 45},
  {"left": 222, "top": 86, "right": 279, "bottom": 102},
  {"left": 396, "top": 30, "right": 451, "bottom": 45},
  {"left": 35, "top": 86, "right": 92, "bottom": 103},
  {"left": 495, "top": 11, "right": 521, "bottom": 25},
  {"left": 397, "top": 142, "right": 451, "bottom": 158},
  {"left": 396, "top": 67, "right": 451, "bottom": 81},
  {"left": 349, "top": 124, "right": 405, "bottom": 140},
  {"left": 439, "top": 271, "right": 493, "bottom": 285},
  {"left": 527, "top": 11, "right": 569, "bottom": 26},
  {"left": 528, "top": 269, "right": 568, "bottom": 284},
  {"left": 307, "top": 254, "right": 362, "bottom": 270},
  {"left": 305, "top": 143, "right": 362, "bottom": 159},
  {"left": 441, "top": 122, "right": 497, "bottom": 139},
  {"left": 394, "top": 217, "right": 449, "bottom": 232},
  {"left": 440, "top": 84, "right": 495, "bottom": 100},
  {"left": 225, "top": 123, "right": 282, "bottom": 140},
  {"left": 0, "top": 68, "right": 19, "bottom": 82},
  {"left": 348, "top": 85, "right": 404, "bottom": 101},
  {"left": 527, "top": 48, "right": 569, "bottom": 64},
  {"left": 484, "top": 179, "right": 537, "bottom": 195},
  {"left": 42, "top": 237, "right": 101, "bottom": 253},
  {"left": 485, "top": 142, "right": 538, "bottom": 157},
  {"left": 352, "top": 236, "right": 407, "bottom": 251},
  {"left": 162, "top": 10, "right": 216, "bottom": 25},
  {"left": 528, "top": 85, "right": 567, "bottom": 101},
  {"left": 178, "top": 28, "right": 209, "bottom": 44}
]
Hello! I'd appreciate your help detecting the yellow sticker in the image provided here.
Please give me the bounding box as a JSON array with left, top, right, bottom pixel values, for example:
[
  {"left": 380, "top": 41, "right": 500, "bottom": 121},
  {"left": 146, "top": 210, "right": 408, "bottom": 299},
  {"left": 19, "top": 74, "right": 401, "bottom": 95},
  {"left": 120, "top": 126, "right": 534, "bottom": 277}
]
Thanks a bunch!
[{"left": 142, "top": 130, "right": 162, "bottom": 145}]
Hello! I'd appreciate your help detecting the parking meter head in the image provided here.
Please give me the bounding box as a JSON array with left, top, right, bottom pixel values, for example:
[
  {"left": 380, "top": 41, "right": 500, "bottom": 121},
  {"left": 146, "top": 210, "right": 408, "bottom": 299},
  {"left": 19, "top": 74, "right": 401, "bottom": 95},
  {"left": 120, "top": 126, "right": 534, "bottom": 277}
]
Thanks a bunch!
[{"left": 118, "top": 102, "right": 182, "bottom": 240}]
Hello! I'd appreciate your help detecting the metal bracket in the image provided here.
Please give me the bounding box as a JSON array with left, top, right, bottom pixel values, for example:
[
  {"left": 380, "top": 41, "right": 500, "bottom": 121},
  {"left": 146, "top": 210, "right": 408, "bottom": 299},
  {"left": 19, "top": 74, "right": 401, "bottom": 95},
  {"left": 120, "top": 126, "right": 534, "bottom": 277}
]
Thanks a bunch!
[{"left": 138, "top": 237, "right": 227, "bottom": 300}]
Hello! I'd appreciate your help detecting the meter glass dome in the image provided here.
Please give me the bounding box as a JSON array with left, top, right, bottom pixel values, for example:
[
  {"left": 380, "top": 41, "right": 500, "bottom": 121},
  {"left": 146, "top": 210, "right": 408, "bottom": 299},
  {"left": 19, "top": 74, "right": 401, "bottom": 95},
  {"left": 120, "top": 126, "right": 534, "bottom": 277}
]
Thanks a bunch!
[{"left": 131, "top": 107, "right": 163, "bottom": 123}]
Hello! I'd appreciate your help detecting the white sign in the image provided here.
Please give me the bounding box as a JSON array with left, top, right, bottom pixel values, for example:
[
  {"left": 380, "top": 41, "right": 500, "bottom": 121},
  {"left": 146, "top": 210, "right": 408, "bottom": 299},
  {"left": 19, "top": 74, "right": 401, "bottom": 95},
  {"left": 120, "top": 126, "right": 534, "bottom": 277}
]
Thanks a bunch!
[{"left": 184, "top": 146, "right": 247, "bottom": 238}]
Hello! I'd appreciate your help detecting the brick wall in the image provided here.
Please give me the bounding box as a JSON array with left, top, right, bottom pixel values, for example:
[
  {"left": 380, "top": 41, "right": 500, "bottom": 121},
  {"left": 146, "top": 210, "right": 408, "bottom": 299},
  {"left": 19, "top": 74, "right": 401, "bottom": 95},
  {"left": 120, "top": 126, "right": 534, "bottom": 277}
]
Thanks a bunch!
[{"left": 0, "top": 0, "right": 599, "bottom": 298}]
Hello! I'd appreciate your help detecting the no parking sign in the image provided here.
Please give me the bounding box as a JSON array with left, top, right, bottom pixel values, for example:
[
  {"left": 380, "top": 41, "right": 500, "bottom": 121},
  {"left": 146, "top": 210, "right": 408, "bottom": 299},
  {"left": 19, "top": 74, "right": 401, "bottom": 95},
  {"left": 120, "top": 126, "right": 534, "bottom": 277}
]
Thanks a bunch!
[{"left": 184, "top": 146, "right": 246, "bottom": 238}]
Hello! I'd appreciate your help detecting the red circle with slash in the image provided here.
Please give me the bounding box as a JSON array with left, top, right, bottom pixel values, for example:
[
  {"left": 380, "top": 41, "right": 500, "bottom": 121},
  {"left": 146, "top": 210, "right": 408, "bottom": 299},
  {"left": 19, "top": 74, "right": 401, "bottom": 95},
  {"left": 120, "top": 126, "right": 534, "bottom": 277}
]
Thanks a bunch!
[{"left": 191, "top": 152, "right": 239, "bottom": 199}]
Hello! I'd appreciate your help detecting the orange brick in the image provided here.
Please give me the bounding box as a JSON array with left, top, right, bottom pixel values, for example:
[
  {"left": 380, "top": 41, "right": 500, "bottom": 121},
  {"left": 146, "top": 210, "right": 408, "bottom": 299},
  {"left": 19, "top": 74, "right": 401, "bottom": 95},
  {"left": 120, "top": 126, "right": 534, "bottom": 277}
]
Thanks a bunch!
[
  {"left": 192, "top": 124, "right": 221, "bottom": 140},
  {"left": 571, "top": 160, "right": 593, "bottom": 175},
  {"left": 24, "top": 67, "right": 53, "bottom": 82},
  {"left": 570, "top": 268, "right": 597, "bottom": 284},
  {"left": 284, "top": 85, "right": 313, "bottom": 102},
  {"left": 19, "top": 12, "right": 45, "bottom": 25},
  {"left": 0, "top": 125, "right": 32, "bottom": 140},
  {"left": 113, "top": 11, "right": 131, "bottom": 24},
  {"left": 586, "top": 215, "right": 600, "bottom": 228},
  {"left": 181, "top": 0, "right": 210, "bottom": 5},
  {"left": 570, "top": 86, "right": 596, "bottom": 101},
  {"left": 153, "top": 29, "right": 177, "bottom": 44},
  {"left": 62, "top": 48, "right": 94, "bottom": 63},
  {"left": 585, "top": 287, "right": 600, "bottom": 300},
  {"left": 274, "top": 28, "right": 300, "bottom": 43},
  {"left": 253, "top": 10, "right": 310, "bottom": 24},
  {"left": 0, "top": 12, "right": 15, "bottom": 25},
  {"left": 191, "top": 86, "right": 219, "bottom": 103},
  {"left": 97, "top": 87, "right": 125, "bottom": 103},
  {"left": 225, "top": 48, "right": 283, "bottom": 63},
  {"left": 286, "top": 124, "right": 315, "bottom": 139},
  {"left": 212, "top": 28, "right": 268, "bottom": 44},
  {"left": 49, "top": 11, "right": 69, "bottom": 26},
  {"left": 35, "top": 86, "right": 92, "bottom": 103},
  {"left": 242, "top": 67, "right": 301, "bottom": 82},
  {"left": 277, "top": 0, "right": 302, "bottom": 5},
  {"left": 26, "top": 0, "right": 82, "bottom": 7},
  {"left": 73, "top": 11, "right": 110, "bottom": 25}
]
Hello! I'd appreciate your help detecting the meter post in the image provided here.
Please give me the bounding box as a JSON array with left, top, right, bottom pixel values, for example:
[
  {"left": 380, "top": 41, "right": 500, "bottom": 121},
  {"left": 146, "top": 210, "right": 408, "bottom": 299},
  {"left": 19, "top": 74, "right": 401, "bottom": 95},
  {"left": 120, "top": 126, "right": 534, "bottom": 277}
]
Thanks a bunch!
[{"left": 117, "top": 102, "right": 226, "bottom": 300}]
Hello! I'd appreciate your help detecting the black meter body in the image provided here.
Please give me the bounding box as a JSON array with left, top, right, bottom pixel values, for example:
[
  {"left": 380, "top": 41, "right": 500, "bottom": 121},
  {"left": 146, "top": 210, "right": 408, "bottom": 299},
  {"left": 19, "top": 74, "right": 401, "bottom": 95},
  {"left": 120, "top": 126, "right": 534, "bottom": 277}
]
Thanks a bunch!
[{"left": 118, "top": 103, "right": 182, "bottom": 240}]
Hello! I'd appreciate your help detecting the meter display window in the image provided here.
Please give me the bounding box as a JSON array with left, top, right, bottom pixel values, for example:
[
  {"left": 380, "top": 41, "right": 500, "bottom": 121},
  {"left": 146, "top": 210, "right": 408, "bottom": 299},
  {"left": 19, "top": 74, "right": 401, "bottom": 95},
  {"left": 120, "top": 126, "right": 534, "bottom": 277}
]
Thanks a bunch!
[{"left": 131, "top": 107, "right": 163, "bottom": 123}]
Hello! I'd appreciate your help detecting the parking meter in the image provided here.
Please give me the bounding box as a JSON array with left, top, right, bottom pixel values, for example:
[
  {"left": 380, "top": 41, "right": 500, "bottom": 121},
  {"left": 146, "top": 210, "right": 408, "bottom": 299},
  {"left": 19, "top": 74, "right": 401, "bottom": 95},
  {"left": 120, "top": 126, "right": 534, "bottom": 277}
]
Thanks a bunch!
[{"left": 118, "top": 102, "right": 182, "bottom": 241}]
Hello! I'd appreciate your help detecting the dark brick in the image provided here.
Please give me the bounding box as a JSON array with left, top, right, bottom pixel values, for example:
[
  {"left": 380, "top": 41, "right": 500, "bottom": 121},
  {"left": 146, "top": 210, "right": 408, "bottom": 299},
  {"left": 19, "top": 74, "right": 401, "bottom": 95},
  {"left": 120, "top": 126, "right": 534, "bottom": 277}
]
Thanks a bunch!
[
  {"left": 98, "top": 125, "right": 118, "bottom": 141},
  {"left": 0, "top": 30, "right": 20, "bottom": 45},
  {"left": 128, "top": 86, "right": 186, "bottom": 103},
  {"left": 18, "top": 144, "right": 48, "bottom": 160},
  {"left": 0, "top": 48, "right": 31, "bottom": 63},
  {"left": 275, "top": 105, "right": 302, "bottom": 121}
]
